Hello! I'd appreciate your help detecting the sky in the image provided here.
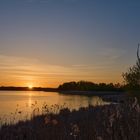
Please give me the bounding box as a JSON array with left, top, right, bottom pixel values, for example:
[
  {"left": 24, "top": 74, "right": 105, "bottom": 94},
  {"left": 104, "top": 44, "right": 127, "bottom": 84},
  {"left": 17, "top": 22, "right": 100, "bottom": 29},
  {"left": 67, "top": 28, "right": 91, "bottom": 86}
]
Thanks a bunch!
[{"left": 0, "top": 0, "right": 140, "bottom": 87}]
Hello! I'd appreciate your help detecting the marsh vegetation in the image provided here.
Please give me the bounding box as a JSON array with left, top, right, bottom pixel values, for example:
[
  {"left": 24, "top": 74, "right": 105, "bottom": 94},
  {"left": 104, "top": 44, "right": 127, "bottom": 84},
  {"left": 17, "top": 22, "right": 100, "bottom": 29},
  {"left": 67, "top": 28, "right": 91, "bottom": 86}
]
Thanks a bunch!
[{"left": 0, "top": 98, "right": 140, "bottom": 140}]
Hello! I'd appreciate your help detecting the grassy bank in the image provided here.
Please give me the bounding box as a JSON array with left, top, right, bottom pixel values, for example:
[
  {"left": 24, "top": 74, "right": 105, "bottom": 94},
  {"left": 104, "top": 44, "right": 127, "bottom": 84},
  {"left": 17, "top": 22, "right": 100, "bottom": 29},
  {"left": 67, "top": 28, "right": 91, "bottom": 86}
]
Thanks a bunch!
[{"left": 0, "top": 98, "right": 140, "bottom": 140}]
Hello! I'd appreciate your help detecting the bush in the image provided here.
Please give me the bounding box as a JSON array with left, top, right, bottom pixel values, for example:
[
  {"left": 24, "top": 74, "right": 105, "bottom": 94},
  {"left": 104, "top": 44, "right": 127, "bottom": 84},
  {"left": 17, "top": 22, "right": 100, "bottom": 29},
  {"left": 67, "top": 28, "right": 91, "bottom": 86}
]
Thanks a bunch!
[{"left": 123, "top": 45, "right": 140, "bottom": 91}]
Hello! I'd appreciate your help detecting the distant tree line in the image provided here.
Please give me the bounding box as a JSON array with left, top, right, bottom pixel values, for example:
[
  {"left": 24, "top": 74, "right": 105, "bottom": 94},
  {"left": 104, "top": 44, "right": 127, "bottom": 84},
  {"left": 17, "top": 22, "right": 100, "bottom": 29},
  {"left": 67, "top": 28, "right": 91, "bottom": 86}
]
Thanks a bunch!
[
  {"left": 0, "top": 86, "right": 58, "bottom": 92},
  {"left": 58, "top": 81, "right": 123, "bottom": 91}
]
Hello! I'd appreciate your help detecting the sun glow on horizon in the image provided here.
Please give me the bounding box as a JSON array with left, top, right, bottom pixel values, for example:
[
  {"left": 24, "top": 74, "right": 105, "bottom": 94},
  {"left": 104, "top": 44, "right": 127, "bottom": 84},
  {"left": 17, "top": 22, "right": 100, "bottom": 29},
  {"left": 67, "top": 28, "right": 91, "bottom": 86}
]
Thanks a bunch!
[{"left": 28, "top": 85, "right": 33, "bottom": 89}]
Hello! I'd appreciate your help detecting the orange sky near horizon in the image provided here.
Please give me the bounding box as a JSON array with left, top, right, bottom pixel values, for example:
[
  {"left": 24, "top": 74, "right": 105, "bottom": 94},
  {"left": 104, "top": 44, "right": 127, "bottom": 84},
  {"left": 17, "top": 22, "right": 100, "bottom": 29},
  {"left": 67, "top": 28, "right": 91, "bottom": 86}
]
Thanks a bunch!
[{"left": 0, "top": 54, "right": 125, "bottom": 88}]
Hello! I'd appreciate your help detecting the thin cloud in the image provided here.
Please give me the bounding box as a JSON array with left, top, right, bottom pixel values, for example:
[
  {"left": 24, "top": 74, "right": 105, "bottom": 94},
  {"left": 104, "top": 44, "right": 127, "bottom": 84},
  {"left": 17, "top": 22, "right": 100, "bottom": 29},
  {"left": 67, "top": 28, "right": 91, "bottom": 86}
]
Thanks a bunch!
[
  {"left": 0, "top": 54, "right": 80, "bottom": 78},
  {"left": 0, "top": 54, "right": 123, "bottom": 86}
]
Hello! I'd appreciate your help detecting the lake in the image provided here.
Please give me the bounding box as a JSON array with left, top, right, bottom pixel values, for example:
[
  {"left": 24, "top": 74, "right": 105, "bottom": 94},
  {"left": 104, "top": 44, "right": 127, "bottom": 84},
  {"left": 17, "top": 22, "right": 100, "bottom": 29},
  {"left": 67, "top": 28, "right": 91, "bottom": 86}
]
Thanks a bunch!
[{"left": 0, "top": 91, "right": 109, "bottom": 125}]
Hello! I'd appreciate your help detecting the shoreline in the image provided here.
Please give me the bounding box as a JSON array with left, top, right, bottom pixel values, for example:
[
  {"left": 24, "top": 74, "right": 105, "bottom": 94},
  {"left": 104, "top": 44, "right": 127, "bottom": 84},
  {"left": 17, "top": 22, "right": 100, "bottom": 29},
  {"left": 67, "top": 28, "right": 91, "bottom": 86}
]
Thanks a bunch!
[
  {"left": 59, "top": 90, "right": 125, "bottom": 96},
  {"left": 0, "top": 89, "right": 125, "bottom": 96}
]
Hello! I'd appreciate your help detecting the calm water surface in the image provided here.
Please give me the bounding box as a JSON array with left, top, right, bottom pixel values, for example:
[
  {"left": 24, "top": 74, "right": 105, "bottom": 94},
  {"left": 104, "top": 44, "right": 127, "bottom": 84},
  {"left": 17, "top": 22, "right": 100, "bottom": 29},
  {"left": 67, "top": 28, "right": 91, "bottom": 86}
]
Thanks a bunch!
[{"left": 0, "top": 91, "right": 109, "bottom": 125}]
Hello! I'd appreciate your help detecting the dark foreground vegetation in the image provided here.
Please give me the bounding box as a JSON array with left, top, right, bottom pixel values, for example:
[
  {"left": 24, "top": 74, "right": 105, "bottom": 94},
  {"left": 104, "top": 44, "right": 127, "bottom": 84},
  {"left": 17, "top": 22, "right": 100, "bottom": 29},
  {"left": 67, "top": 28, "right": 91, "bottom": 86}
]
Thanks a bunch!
[{"left": 0, "top": 98, "right": 140, "bottom": 140}]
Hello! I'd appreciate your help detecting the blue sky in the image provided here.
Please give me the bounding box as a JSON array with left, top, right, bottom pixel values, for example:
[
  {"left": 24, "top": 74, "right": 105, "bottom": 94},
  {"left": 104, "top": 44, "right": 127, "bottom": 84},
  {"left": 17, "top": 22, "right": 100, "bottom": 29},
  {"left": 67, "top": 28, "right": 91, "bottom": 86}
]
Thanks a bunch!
[{"left": 0, "top": 0, "right": 140, "bottom": 87}]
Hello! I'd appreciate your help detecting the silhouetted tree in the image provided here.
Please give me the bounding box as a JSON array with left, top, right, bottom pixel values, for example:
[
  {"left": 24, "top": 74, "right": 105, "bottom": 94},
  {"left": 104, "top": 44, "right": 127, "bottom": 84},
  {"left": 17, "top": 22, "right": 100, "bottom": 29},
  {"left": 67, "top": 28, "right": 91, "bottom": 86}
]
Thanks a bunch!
[{"left": 123, "top": 44, "right": 140, "bottom": 90}]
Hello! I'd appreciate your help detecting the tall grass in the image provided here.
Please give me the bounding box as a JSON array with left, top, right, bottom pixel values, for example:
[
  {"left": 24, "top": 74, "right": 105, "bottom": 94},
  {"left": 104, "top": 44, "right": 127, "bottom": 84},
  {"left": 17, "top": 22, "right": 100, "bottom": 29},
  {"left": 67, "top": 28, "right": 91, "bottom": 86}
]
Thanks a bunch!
[{"left": 0, "top": 98, "right": 140, "bottom": 140}]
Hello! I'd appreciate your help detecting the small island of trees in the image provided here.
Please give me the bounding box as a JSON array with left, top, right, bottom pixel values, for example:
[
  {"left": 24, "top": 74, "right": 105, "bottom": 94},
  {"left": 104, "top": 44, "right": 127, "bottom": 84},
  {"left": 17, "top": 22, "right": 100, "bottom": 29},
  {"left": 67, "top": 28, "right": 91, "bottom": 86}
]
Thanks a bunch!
[{"left": 58, "top": 81, "right": 123, "bottom": 91}]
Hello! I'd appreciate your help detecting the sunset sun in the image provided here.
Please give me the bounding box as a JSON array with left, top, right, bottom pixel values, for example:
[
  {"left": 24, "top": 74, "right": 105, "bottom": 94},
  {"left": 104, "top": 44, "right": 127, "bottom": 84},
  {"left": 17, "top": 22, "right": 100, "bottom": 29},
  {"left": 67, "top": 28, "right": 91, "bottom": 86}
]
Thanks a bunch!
[{"left": 28, "top": 85, "right": 33, "bottom": 89}]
